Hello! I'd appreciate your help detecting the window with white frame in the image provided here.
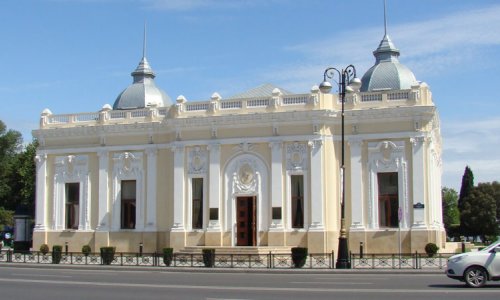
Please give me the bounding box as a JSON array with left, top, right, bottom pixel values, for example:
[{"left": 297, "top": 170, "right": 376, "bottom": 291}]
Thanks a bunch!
[
  {"left": 121, "top": 180, "right": 136, "bottom": 229},
  {"left": 65, "top": 182, "right": 80, "bottom": 230},
  {"left": 291, "top": 175, "right": 304, "bottom": 229},
  {"left": 367, "top": 141, "right": 408, "bottom": 230},
  {"left": 191, "top": 178, "right": 204, "bottom": 229},
  {"left": 377, "top": 172, "right": 399, "bottom": 228},
  {"left": 53, "top": 155, "right": 90, "bottom": 231}
]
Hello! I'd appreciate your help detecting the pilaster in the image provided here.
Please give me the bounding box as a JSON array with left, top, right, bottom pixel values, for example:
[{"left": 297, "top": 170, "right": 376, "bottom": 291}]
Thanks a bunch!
[
  {"left": 349, "top": 139, "right": 365, "bottom": 231},
  {"left": 172, "top": 145, "right": 186, "bottom": 231},
  {"left": 411, "top": 136, "right": 426, "bottom": 229},
  {"left": 207, "top": 144, "right": 221, "bottom": 231},
  {"left": 145, "top": 148, "right": 158, "bottom": 231},
  {"left": 34, "top": 153, "right": 47, "bottom": 231},
  {"left": 96, "top": 150, "right": 109, "bottom": 231},
  {"left": 270, "top": 141, "right": 283, "bottom": 229},
  {"left": 308, "top": 140, "right": 324, "bottom": 230}
]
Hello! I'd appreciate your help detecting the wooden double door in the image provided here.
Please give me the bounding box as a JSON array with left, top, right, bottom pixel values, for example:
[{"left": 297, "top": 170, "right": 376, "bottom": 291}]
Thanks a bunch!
[{"left": 236, "top": 196, "right": 257, "bottom": 246}]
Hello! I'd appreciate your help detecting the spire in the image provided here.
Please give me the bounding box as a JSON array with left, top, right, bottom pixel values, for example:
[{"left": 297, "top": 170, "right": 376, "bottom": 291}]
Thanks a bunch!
[
  {"left": 132, "top": 23, "right": 155, "bottom": 83},
  {"left": 373, "top": 0, "right": 400, "bottom": 63},
  {"left": 143, "top": 21, "right": 147, "bottom": 59},
  {"left": 384, "top": 0, "right": 387, "bottom": 36}
]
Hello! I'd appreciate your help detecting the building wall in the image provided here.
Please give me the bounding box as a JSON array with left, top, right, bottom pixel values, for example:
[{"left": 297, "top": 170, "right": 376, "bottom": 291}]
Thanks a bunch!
[{"left": 33, "top": 86, "right": 445, "bottom": 254}]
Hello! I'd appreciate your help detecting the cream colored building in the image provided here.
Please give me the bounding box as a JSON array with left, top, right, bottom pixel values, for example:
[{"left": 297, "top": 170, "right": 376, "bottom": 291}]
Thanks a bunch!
[{"left": 32, "top": 32, "right": 445, "bottom": 254}]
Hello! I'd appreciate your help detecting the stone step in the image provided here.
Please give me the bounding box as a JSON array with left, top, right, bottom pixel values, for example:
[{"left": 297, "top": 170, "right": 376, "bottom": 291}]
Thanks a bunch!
[{"left": 178, "top": 246, "right": 292, "bottom": 255}]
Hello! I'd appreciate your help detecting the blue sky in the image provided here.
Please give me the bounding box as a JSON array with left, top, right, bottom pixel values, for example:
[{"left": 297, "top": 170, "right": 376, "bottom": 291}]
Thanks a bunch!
[{"left": 1, "top": 0, "right": 499, "bottom": 190}]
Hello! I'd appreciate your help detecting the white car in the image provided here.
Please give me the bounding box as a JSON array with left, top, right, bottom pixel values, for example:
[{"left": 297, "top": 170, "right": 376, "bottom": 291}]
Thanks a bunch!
[{"left": 446, "top": 240, "right": 500, "bottom": 287}]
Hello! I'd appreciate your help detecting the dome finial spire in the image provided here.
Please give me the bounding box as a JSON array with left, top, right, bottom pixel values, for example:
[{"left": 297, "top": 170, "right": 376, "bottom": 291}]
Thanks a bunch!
[
  {"left": 383, "top": 0, "right": 387, "bottom": 36},
  {"left": 143, "top": 21, "right": 147, "bottom": 59}
]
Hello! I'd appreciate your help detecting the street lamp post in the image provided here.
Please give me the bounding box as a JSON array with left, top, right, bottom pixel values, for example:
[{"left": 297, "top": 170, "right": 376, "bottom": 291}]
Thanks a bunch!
[{"left": 319, "top": 65, "right": 361, "bottom": 269}]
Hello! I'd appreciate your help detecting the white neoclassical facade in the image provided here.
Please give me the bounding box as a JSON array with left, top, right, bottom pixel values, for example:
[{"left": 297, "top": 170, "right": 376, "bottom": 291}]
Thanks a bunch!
[{"left": 32, "top": 32, "right": 445, "bottom": 254}]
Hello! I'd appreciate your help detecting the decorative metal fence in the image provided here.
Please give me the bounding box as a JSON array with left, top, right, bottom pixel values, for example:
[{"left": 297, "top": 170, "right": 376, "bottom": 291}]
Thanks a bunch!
[
  {"left": 0, "top": 250, "right": 454, "bottom": 269},
  {"left": 350, "top": 253, "right": 454, "bottom": 269}
]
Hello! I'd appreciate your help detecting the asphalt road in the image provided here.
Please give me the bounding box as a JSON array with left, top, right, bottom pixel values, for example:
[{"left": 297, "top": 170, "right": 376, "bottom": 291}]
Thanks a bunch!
[{"left": 0, "top": 266, "right": 499, "bottom": 300}]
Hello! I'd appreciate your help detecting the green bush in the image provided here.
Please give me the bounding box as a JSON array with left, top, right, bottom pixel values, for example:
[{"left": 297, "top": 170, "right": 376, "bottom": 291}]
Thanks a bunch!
[
  {"left": 291, "top": 247, "right": 308, "bottom": 268},
  {"left": 52, "top": 245, "right": 62, "bottom": 264},
  {"left": 100, "top": 247, "right": 116, "bottom": 265},
  {"left": 162, "top": 248, "right": 174, "bottom": 267},
  {"left": 202, "top": 248, "right": 215, "bottom": 267},
  {"left": 424, "top": 243, "right": 439, "bottom": 257},
  {"left": 82, "top": 245, "right": 91, "bottom": 256},
  {"left": 39, "top": 244, "right": 49, "bottom": 255}
]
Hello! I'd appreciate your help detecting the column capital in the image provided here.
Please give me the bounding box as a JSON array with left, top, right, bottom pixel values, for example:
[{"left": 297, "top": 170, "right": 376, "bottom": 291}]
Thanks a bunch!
[
  {"left": 347, "top": 138, "right": 363, "bottom": 149},
  {"left": 145, "top": 147, "right": 158, "bottom": 157},
  {"left": 207, "top": 143, "right": 221, "bottom": 152},
  {"left": 35, "top": 153, "right": 47, "bottom": 166},
  {"left": 410, "top": 136, "right": 426, "bottom": 147},
  {"left": 269, "top": 141, "right": 283, "bottom": 150},
  {"left": 170, "top": 144, "right": 185, "bottom": 153},
  {"left": 308, "top": 139, "right": 323, "bottom": 149}
]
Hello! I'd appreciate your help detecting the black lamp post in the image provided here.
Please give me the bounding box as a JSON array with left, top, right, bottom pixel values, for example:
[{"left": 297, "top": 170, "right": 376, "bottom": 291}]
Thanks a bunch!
[{"left": 319, "top": 65, "right": 361, "bottom": 269}]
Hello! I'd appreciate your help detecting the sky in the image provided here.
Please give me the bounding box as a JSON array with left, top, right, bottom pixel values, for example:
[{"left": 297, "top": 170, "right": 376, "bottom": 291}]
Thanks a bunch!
[{"left": 0, "top": 0, "right": 499, "bottom": 191}]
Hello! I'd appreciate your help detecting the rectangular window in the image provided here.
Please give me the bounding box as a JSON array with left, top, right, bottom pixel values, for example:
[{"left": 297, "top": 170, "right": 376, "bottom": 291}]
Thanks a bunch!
[
  {"left": 65, "top": 182, "right": 80, "bottom": 230},
  {"left": 291, "top": 175, "right": 304, "bottom": 229},
  {"left": 378, "top": 172, "right": 399, "bottom": 228},
  {"left": 192, "top": 178, "right": 203, "bottom": 229},
  {"left": 121, "top": 180, "right": 136, "bottom": 229}
]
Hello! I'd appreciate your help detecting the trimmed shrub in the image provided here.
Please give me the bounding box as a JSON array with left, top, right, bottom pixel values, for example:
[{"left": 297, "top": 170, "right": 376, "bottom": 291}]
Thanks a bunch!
[
  {"left": 425, "top": 243, "right": 439, "bottom": 257},
  {"left": 100, "top": 247, "right": 116, "bottom": 265},
  {"left": 202, "top": 248, "right": 215, "bottom": 267},
  {"left": 52, "top": 245, "right": 62, "bottom": 264},
  {"left": 291, "top": 247, "right": 308, "bottom": 268},
  {"left": 82, "top": 245, "right": 92, "bottom": 256},
  {"left": 162, "top": 248, "right": 174, "bottom": 267},
  {"left": 39, "top": 244, "right": 49, "bottom": 255}
]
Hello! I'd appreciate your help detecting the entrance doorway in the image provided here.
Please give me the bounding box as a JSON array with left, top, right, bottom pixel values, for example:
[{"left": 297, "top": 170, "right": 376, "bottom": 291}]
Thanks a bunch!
[{"left": 236, "top": 196, "right": 257, "bottom": 246}]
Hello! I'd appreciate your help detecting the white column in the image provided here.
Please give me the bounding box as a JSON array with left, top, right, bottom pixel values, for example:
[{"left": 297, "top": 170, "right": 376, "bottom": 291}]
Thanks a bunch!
[
  {"left": 34, "top": 153, "right": 47, "bottom": 231},
  {"left": 270, "top": 142, "right": 283, "bottom": 229},
  {"left": 96, "top": 150, "right": 109, "bottom": 231},
  {"left": 78, "top": 174, "right": 91, "bottom": 231},
  {"left": 411, "top": 137, "right": 426, "bottom": 228},
  {"left": 207, "top": 144, "right": 221, "bottom": 230},
  {"left": 349, "top": 139, "right": 365, "bottom": 230},
  {"left": 172, "top": 146, "right": 185, "bottom": 231},
  {"left": 308, "top": 140, "right": 324, "bottom": 230},
  {"left": 145, "top": 148, "right": 158, "bottom": 231}
]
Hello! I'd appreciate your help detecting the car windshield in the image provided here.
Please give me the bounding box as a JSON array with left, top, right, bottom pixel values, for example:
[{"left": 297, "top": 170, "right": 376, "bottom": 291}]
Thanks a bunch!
[{"left": 480, "top": 240, "right": 500, "bottom": 252}]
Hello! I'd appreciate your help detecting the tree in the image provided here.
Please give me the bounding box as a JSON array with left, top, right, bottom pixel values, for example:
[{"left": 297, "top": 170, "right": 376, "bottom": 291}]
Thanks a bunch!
[
  {"left": 442, "top": 187, "right": 459, "bottom": 231},
  {"left": 477, "top": 181, "right": 500, "bottom": 235},
  {"left": 0, "top": 120, "right": 23, "bottom": 209},
  {"left": 460, "top": 185, "right": 498, "bottom": 241},
  {"left": 0, "top": 207, "right": 14, "bottom": 229},
  {"left": 458, "top": 166, "right": 474, "bottom": 211},
  {"left": 9, "top": 141, "right": 38, "bottom": 209},
  {"left": 458, "top": 166, "right": 474, "bottom": 236}
]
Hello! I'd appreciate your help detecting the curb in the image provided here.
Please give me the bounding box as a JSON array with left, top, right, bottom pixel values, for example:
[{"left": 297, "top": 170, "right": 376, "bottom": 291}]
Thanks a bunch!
[{"left": 0, "top": 263, "right": 444, "bottom": 275}]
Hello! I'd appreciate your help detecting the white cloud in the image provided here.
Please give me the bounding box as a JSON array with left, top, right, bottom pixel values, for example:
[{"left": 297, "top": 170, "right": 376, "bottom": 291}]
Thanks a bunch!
[
  {"left": 441, "top": 117, "right": 500, "bottom": 189},
  {"left": 278, "top": 4, "right": 500, "bottom": 86}
]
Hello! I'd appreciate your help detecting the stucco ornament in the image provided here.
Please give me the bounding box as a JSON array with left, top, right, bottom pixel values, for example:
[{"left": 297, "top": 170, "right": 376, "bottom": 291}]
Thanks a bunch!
[
  {"left": 286, "top": 142, "right": 307, "bottom": 170},
  {"left": 188, "top": 146, "right": 207, "bottom": 174},
  {"left": 233, "top": 158, "right": 258, "bottom": 194},
  {"left": 239, "top": 163, "right": 254, "bottom": 185},
  {"left": 114, "top": 152, "right": 142, "bottom": 177}
]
